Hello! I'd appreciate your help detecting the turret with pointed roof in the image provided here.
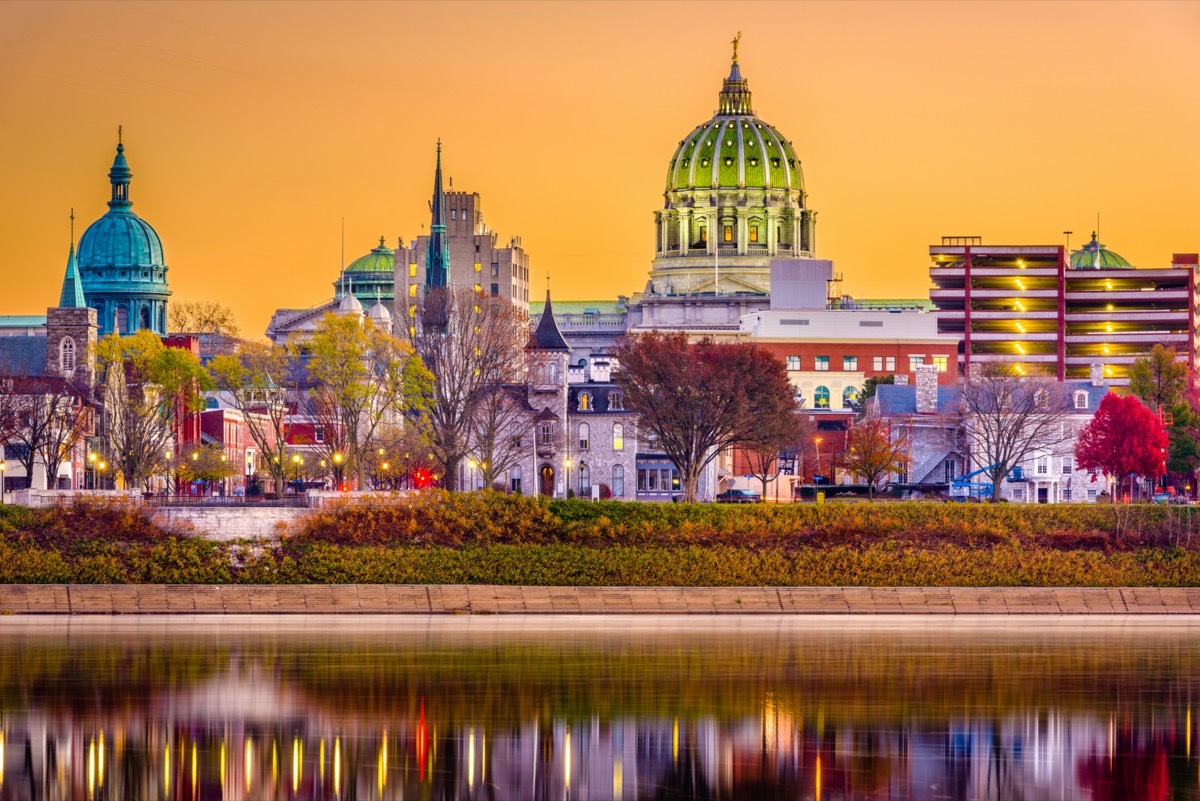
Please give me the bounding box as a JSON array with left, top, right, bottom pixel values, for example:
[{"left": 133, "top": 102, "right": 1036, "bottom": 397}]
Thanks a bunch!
[
  {"left": 530, "top": 290, "right": 570, "bottom": 351},
  {"left": 425, "top": 141, "right": 450, "bottom": 289},
  {"left": 58, "top": 244, "right": 86, "bottom": 309}
]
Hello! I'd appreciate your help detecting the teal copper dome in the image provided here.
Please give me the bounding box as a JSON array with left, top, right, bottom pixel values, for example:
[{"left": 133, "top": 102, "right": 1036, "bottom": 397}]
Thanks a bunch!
[
  {"left": 666, "top": 59, "right": 804, "bottom": 193},
  {"left": 332, "top": 236, "right": 396, "bottom": 309},
  {"left": 1069, "top": 232, "right": 1134, "bottom": 270},
  {"left": 77, "top": 135, "right": 170, "bottom": 336},
  {"left": 346, "top": 237, "right": 395, "bottom": 272}
]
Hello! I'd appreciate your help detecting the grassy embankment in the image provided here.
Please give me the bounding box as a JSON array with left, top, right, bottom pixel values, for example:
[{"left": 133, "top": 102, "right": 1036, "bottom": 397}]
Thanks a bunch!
[{"left": 3, "top": 493, "right": 1200, "bottom": 586}]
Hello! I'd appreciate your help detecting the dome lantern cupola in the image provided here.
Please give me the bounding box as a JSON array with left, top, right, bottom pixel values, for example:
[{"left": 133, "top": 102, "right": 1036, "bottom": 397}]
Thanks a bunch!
[{"left": 1069, "top": 232, "right": 1134, "bottom": 270}]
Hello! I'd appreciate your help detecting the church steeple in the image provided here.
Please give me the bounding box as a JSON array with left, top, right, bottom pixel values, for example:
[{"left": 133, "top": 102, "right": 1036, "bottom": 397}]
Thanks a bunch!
[
  {"left": 530, "top": 289, "right": 570, "bottom": 351},
  {"left": 58, "top": 244, "right": 86, "bottom": 309},
  {"left": 108, "top": 127, "right": 133, "bottom": 210},
  {"left": 425, "top": 140, "right": 449, "bottom": 289}
]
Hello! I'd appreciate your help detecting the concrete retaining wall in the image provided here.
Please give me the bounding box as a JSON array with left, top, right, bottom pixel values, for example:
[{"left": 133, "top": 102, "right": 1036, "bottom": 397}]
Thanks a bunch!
[
  {"left": 0, "top": 585, "right": 1197, "bottom": 614},
  {"left": 148, "top": 507, "right": 312, "bottom": 540}
]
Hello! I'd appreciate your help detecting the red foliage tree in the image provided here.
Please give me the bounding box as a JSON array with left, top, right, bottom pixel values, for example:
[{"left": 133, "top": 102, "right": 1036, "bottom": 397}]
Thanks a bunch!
[{"left": 1074, "top": 393, "right": 1168, "bottom": 499}]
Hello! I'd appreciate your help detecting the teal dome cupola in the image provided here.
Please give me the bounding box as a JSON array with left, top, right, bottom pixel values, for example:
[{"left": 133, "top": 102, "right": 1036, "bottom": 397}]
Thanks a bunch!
[
  {"left": 77, "top": 131, "right": 170, "bottom": 337},
  {"left": 1069, "top": 232, "right": 1134, "bottom": 270},
  {"left": 333, "top": 236, "right": 396, "bottom": 308}
]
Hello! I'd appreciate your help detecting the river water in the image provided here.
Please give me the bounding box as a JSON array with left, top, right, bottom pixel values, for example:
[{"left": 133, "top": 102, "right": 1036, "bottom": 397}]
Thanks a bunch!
[{"left": 0, "top": 615, "right": 1197, "bottom": 800}]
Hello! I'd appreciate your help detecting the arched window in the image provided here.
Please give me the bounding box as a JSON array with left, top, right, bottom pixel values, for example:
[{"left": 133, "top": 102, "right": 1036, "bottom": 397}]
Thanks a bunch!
[
  {"left": 548, "top": 362, "right": 558, "bottom": 384},
  {"left": 1074, "top": 391, "right": 1088, "bottom": 410},
  {"left": 843, "top": 385, "right": 859, "bottom": 407},
  {"left": 579, "top": 392, "right": 591, "bottom": 411},
  {"left": 609, "top": 392, "right": 623, "bottom": 410},
  {"left": 814, "top": 386, "right": 831, "bottom": 409},
  {"left": 612, "top": 464, "right": 625, "bottom": 498},
  {"left": 139, "top": 305, "right": 151, "bottom": 330},
  {"left": 578, "top": 422, "right": 590, "bottom": 450},
  {"left": 578, "top": 463, "right": 591, "bottom": 497},
  {"left": 612, "top": 423, "right": 624, "bottom": 451},
  {"left": 59, "top": 337, "right": 76, "bottom": 375}
]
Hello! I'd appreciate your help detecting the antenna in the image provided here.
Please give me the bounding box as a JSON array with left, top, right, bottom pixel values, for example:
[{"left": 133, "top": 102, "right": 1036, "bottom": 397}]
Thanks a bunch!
[
  {"left": 70, "top": 208, "right": 75, "bottom": 247},
  {"left": 1064, "top": 230, "right": 1072, "bottom": 253},
  {"left": 1096, "top": 213, "right": 1100, "bottom": 244}
]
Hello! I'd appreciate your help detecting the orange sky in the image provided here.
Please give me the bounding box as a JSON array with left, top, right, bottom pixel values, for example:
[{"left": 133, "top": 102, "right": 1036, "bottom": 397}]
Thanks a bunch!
[{"left": 1, "top": 1, "right": 1198, "bottom": 337}]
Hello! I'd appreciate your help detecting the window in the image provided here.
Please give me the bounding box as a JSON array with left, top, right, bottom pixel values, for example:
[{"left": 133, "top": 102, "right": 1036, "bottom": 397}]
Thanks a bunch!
[
  {"left": 843, "top": 356, "right": 857, "bottom": 371},
  {"left": 579, "top": 392, "right": 591, "bottom": 411},
  {"left": 578, "top": 463, "right": 591, "bottom": 497},
  {"left": 943, "top": 459, "right": 956, "bottom": 483},
  {"left": 474, "top": 283, "right": 482, "bottom": 293},
  {"left": 612, "top": 464, "right": 624, "bottom": 497},
  {"left": 59, "top": 337, "right": 76, "bottom": 375},
  {"left": 786, "top": 356, "right": 801, "bottom": 371},
  {"left": 451, "top": 209, "right": 457, "bottom": 220},
  {"left": 1087, "top": 489, "right": 1098, "bottom": 501},
  {"left": 1035, "top": 456, "right": 1050, "bottom": 476},
  {"left": 548, "top": 362, "right": 558, "bottom": 384},
  {"left": 909, "top": 355, "right": 925, "bottom": 370},
  {"left": 724, "top": 226, "right": 733, "bottom": 242},
  {"left": 933, "top": 355, "right": 949, "bottom": 372},
  {"left": 1074, "top": 391, "right": 1088, "bottom": 409},
  {"left": 814, "top": 386, "right": 831, "bottom": 409},
  {"left": 815, "top": 356, "right": 830, "bottom": 371},
  {"left": 491, "top": 284, "right": 499, "bottom": 296},
  {"left": 539, "top": 423, "right": 553, "bottom": 447},
  {"left": 843, "top": 386, "right": 859, "bottom": 407},
  {"left": 609, "top": 392, "right": 623, "bottom": 411},
  {"left": 613, "top": 423, "right": 624, "bottom": 451},
  {"left": 579, "top": 422, "right": 590, "bottom": 450},
  {"left": 1063, "top": 457, "right": 1074, "bottom": 475},
  {"left": 474, "top": 262, "right": 482, "bottom": 272},
  {"left": 885, "top": 357, "right": 896, "bottom": 371},
  {"left": 1062, "top": 487, "right": 1072, "bottom": 502},
  {"left": 749, "top": 226, "right": 759, "bottom": 243},
  {"left": 409, "top": 283, "right": 417, "bottom": 297},
  {"left": 115, "top": 307, "right": 128, "bottom": 333},
  {"left": 409, "top": 263, "right": 417, "bottom": 277},
  {"left": 873, "top": 356, "right": 883, "bottom": 371},
  {"left": 314, "top": 425, "right": 325, "bottom": 444},
  {"left": 1011, "top": 487, "right": 1025, "bottom": 502},
  {"left": 510, "top": 466, "right": 522, "bottom": 494}
]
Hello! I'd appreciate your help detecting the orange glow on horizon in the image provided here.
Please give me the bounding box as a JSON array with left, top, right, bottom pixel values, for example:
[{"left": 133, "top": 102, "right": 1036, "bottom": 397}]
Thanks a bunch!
[{"left": 0, "top": 1, "right": 1197, "bottom": 338}]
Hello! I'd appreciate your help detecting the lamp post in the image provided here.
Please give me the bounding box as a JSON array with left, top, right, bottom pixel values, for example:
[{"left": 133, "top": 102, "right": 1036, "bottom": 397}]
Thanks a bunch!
[
  {"left": 97, "top": 461, "right": 107, "bottom": 491},
  {"left": 467, "top": 458, "right": 477, "bottom": 492},
  {"left": 87, "top": 451, "right": 98, "bottom": 490},
  {"left": 381, "top": 462, "right": 390, "bottom": 491},
  {"left": 332, "top": 452, "right": 344, "bottom": 491},
  {"left": 291, "top": 454, "right": 302, "bottom": 493},
  {"left": 565, "top": 457, "right": 573, "bottom": 499},
  {"left": 0, "top": 460, "right": 6, "bottom": 505},
  {"left": 814, "top": 437, "right": 823, "bottom": 484}
]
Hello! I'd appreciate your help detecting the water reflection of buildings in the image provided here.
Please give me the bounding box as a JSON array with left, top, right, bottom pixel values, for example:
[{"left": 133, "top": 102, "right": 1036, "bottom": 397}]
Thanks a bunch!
[{"left": 0, "top": 673, "right": 1191, "bottom": 801}]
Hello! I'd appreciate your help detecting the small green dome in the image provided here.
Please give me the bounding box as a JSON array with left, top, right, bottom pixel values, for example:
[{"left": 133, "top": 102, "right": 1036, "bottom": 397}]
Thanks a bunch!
[
  {"left": 346, "top": 237, "right": 395, "bottom": 272},
  {"left": 666, "top": 61, "right": 804, "bottom": 193},
  {"left": 1069, "top": 232, "right": 1133, "bottom": 270}
]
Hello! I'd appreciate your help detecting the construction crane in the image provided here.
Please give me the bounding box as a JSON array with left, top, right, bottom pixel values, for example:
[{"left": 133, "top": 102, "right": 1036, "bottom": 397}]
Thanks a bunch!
[{"left": 950, "top": 464, "right": 1025, "bottom": 501}]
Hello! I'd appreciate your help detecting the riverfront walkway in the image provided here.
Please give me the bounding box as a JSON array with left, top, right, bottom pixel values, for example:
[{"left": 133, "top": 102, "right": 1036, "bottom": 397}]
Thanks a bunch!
[{"left": 2, "top": 585, "right": 1200, "bottom": 614}]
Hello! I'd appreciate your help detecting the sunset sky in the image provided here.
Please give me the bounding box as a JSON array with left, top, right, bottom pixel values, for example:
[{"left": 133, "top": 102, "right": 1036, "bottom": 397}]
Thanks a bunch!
[{"left": 1, "top": 1, "right": 1198, "bottom": 337}]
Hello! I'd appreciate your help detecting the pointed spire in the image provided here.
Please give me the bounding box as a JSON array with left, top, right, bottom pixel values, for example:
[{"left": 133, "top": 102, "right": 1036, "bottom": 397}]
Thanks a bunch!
[
  {"left": 58, "top": 243, "right": 86, "bottom": 309},
  {"left": 108, "top": 128, "right": 132, "bottom": 210},
  {"left": 425, "top": 140, "right": 450, "bottom": 289},
  {"left": 531, "top": 288, "right": 570, "bottom": 351},
  {"left": 718, "top": 35, "right": 753, "bottom": 115}
]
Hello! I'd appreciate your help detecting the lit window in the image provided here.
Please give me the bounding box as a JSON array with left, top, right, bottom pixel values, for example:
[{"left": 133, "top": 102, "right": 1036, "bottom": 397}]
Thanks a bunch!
[
  {"left": 474, "top": 262, "right": 482, "bottom": 272},
  {"left": 815, "top": 356, "right": 830, "bottom": 371},
  {"left": 474, "top": 284, "right": 482, "bottom": 293},
  {"left": 814, "top": 386, "right": 831, "bottom": 409},
  {"left": 933, "top": 355, "right": 948, "bottom": 372},
  {"left": 786, "top": 356, "right": 801, "bottom": 371},
  {"left": 724, "top": 226, "right": 733, "bottom": 242},
  {"left": 579, "top": 423, "right": 590, "bottom": 450},
  {"left": 613, "top": 423, "right": 624, "bottom": 451},
  {"left": 843, "top": 356, "right": 857, "bottom": 371},
  {"left": 409, "top": 263, "right": 417, "bottom": 277},
  {"left": 749, "top": 226, "right": 759, "bottom": 243},
  {"left": 579, "top": 392, "right": 591, "bottom": 411},
  {"left": 409, "top": 305, "right": 416, "bottom": 318},
  {"left": 408, "top": 284, "right": 417, "bottom": 297},
  {"left": 843, "top": 386, "right": 859, "bottom": 406}
]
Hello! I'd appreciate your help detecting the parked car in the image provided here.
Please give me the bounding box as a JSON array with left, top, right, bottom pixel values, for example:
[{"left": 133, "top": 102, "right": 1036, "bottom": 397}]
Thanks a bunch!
[
  {"left": 1153, "top": 492, "right": 1175, "bottom": 504},
  {"left": 715, "top": 488, "right": 761, "bottom": 504}
]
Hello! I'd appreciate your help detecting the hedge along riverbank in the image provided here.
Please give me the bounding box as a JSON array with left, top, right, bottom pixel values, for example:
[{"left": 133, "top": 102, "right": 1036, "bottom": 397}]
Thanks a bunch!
[{"left": 4, "top": 494, "right": 1200, "bottom": 586}]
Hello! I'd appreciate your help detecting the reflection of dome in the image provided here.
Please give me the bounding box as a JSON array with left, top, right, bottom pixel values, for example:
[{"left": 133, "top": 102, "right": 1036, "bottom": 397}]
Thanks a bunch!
[
  {"left": 1070, "top": 232, "right": 1133, "bottom": 270},
  {"left": 666, "top": 60, "right": 803, "bottom": 193},
  {"left": 347, "top": 237, "right": 395, "bottom": 272}
]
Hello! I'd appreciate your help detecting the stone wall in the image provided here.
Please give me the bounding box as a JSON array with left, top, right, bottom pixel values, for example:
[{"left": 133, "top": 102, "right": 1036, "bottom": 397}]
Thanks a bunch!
[{"left": 148, "top": 507, "right": 312, "bottom": 541}]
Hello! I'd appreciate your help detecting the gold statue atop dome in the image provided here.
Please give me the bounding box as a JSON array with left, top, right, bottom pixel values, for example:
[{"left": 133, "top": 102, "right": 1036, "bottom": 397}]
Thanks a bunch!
[{"left": 732, "top": 31, "right": 742, "bottom": 62}]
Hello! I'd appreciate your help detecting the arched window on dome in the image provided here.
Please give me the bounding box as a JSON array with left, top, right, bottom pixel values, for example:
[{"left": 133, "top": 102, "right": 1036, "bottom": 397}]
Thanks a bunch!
[
  {"left": 139, "top": 305, "right": 151, "bottom": 331},
  {"left": 59, "top": 337, "right": 76, "bottom": 376}
]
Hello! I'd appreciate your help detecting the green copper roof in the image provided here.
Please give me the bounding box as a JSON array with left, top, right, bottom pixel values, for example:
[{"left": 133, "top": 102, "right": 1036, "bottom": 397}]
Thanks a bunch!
[
  {"left": 666, "top": 60, "right": 803, "bottom": 193},
  {"left": 58, "top": 244, "right": 86, "bottom": 308},
  {"left": 346, "top": 237, "right": 395, "bottom": 273},
  {"left": 1069, "top": 232, "right": 1133, "bottom": 270}
]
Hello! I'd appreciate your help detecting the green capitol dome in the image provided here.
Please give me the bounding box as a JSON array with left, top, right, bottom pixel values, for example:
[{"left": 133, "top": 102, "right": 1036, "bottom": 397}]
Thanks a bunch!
[
  {"left": 666, "top": 63, "right": 803, "bottom": 194},
  {"left": 332, "top": 236, "right": 396, "bottom": 309},
  {"left": 649, "top": 38, "right": 817, "bottom": 297},
  {"left": 346, "top": 237, "right": 395, "bottom": 272},
  {"left": 1069, "top": 232, "right": 1134, "bottom": 270}
]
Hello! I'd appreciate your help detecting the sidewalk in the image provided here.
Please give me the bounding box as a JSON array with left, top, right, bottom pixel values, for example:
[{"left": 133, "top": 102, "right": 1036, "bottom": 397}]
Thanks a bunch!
[{"left": 0, "top": 585, "right": 1196, "bottom": 614}]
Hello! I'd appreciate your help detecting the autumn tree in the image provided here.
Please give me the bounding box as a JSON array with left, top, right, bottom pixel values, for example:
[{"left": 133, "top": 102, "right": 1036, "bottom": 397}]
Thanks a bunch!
[
  {"left": 957, "top": 365, "right": 1074, "bottom": 503},
  {"left": 94, "top": 330, "right": 212, "bottom": 490},
  {"left": 170, "top": 444, "right": 240, "bottom": 495},
  {"left": 210, "top": 341, "right": 297, "bottom": 497},
  {"left": 740, "top": 410, "right": 812, "bottom": 500},
  {"left": 1129, "top": 344, "right": 1189, "bottom": 412},
  {"left": 1075, "top": 393, "right": 1168, "bottom": 501},
  {"left": 613, "top": 331, "right": 798, "bottom": 503},
  {"left": 402, "top": 287, "right": 529, "bottom": 491},
  {"left": 842, "top": 414, "right": 910, "bottom": 498},
  {"left": 303, "top": 313, "right": 432, "bottom": 490},
  {"left": 168, "top": 300, "right": 241, "bottom": 338}
]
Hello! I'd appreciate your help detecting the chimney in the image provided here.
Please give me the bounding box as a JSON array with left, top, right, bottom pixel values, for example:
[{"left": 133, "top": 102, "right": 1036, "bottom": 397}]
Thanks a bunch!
[
  {"left": 893, "top": 374, "right": 909, "bottom": 385},
  {"left": 915, "top": 363, "right": 940, "bottom": 414},
  {"left": 1090, "top": 363, "right": 1104, "bottom": 387},
  {"left": 968, "top": 362, "right": 981, "bottom": 384}
]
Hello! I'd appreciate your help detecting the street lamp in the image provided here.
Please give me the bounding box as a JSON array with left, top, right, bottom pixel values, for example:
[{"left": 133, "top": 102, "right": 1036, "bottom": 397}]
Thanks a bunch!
[
  {"left": 467, "top": 458, "right": 477, "bottom": 491},
  {"left": 332, "top": 452, "right": 344, "bottom": 490},
  {"left": 564, "top": 457, "right": 573, "bottom": 498},
  {"left": 97, "top": 461, "right": 107, "bottom": 490},
  {"left": 0, "top": 461, "right": 6, "bottom": 505},
  {"left": 814, "top": 437, "right": 823, "bottom": 483},
  {"left": 88, "top": 451, "right": 98, "bottom": 490}
]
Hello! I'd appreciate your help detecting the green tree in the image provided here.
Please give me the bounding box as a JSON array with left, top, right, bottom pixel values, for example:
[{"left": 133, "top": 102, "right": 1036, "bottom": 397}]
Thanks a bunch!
[
  {"left": 303, "top": 313, "right": 432, "bottom": 490},
  {"left": 1129, "top": 344, "right": 1188, "bottom": 412},
  {"left": 859, "top": 374, "right": 896, "bottom": 410},
  {"left": 94, "top": 330, "right": 212, "bottom": 491},
  {"left": 171, "top": 444, "right": 239, "bottom": 495}
]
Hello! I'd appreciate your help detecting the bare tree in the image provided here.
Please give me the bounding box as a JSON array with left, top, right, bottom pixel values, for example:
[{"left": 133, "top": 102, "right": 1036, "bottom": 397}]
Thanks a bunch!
[
  {"left": 0, "top": 376, "right": 93, "bottom": 489},
  {"left": 168, "top": 300, "right": 241, "bottom": 337},
  {"left": 842, "top": 414, "right": 910, "bottom": 499},
  {"left": 957, "top": 365, "right": 1075, "bottom": 502},
  {"left": 740, "top": 410, "right": 813, "bottom": 500},
  {"left": 401, "top": 287, "right": 529, "bottom": 491},
  {"left": 469, "top": 384, "right": 531, "bottom": 489}
]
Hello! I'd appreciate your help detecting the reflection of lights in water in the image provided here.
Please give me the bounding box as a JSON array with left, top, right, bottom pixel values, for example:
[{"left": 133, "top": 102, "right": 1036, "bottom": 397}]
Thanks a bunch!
[
  {"left": 163, "top": 743, "right": 171, "bottom": 799},
  {"left": 1109, "top": 716, "right": 1114, "bottom": 771},
  {"left": 564, "top": 729, "right": 571, "bottom": 791},
  {"left": 468, "top": 728, "right": 476, "bottom": 789},
  {"left": 378, "top": 728, "right": 389, "bottom": 793},
  {"left": 0, "top": 731, "right": 4, "bottom": 788},
  {"left": 245, "top": 739, "right": 253, "bottom": 794},
  {"left": 272, "top": 739, "right": 278, "bottom": 785},
  {"left": 98, "top": 731, "right": 105, "bottom": 788},
  {"left": 417, "top": 701, "right": 428, "bottom": 782},
  {"left": 88, "top": 738, "right": 96, "bottom": 799},
  {"left": 319, "top": 738, "right": 325, "bottom": 783},
  {"left": 763, "top": 692, "right": 777, "bottom": 748},
  {"left": 191, "top": 742, "right": 197, "bottom": 798},
  {"left": 220, "top": 739, "right": 226, "bottom": 787},
  {"left": 482, "top": 731, "right": 487, "bottom": 784},
  {"left": 292, "top": 737, "right": 302, "bottom": 793},
  {"left": 334, "top": 737, "right": 342, "bottom": 796},
  {"left": 815, "top": 752, "right": 821, "bottom": 801},
  {"left": 1189, "top": 709, "right": 1192, "bottom": 759},
  {"left": 672, "top": 718, "right": 678, "bottom": 762},
  {"left": 613, "top": 757, "right": 623, "bottom": 800}
]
